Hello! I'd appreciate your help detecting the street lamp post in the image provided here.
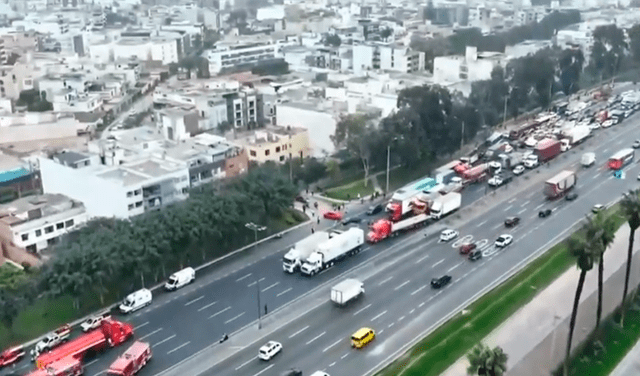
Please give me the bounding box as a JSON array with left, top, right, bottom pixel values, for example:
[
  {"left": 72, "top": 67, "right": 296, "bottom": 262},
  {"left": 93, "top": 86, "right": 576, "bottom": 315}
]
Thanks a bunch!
[
  {"left": 245, "top": 222, "right": 267, "bottom": 329},
  {"left": 385, "top": 137, "right": 398, "bottom": 194}
]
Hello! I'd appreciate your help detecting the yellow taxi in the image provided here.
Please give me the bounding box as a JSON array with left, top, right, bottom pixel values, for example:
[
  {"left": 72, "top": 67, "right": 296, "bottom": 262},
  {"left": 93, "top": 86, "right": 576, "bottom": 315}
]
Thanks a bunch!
[{"left": 351, "top": 327, "right": 375, "bottom": 349}]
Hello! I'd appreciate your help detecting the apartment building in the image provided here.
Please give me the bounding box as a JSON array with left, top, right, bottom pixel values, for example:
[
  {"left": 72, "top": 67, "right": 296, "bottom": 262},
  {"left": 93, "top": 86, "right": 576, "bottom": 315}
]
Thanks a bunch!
[
  {"left": 234, "top": 126, "right": 310, "bottom": 164},
  {"left": 0, "top": 193, "right": 88, "bottom": 254},
  {"left": 89, "top": 37, "right": 179, "bottom": 65},
  {"left": 433, "top": 46, "right": 505, "bottom": 85},
  {"left": 352, "top": 43, "right": 425, "bottom": 76},
  {"left": 205, "top": 38, "right": 282, "bottom": 74},
  {"left": 0, "top": 62, "right": 38, "bottom": 99}
]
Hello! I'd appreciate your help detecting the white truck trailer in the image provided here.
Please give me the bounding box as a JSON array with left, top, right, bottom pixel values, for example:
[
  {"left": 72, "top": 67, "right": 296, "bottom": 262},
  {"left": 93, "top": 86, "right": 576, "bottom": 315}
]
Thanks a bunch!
[
  {"left": 282, "top": 231, "right": 332, "bottom": 273},
  {"left": 429, "top": 192, "right": 462, "bottom": 219},
  {"left": 301, "top": 228, "right": 365, "bottom": 276},
  {"left": 560, "top": 125, "right": 590, "bottom": 151},
  {"left": 331, "top": 279, "right": 364, "bottom": 306}
]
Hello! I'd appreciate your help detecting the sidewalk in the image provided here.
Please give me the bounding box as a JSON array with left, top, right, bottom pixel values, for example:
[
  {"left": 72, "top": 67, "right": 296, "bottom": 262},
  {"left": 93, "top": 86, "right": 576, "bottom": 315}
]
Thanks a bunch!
[{"left": 441, "top": 224, "right": 640, "bottom": 376}]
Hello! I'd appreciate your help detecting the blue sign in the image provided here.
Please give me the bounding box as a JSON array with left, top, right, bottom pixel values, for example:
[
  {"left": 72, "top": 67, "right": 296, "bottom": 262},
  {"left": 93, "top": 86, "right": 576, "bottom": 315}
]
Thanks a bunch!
[{"left": 614, "top": 170, "right": 625, "bottom": 179}]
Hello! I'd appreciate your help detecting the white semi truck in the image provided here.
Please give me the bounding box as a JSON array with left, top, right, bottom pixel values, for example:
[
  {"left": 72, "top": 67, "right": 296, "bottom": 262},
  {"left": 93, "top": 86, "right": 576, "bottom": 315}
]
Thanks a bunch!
[
  {"left": 560, "top": 125, "right": 591, "bottom": 152},
  {"left": 300, "top": 228, "right": 365, "bottom": 276},
  {"left": 331, "top": 279, "right": 364, "bottom": 306},
  {"left": 429, "top": 192, "right": 462, "bottom": 219},
  {"left": 282, "top": 231, "right": 333, "bottom": 273}
]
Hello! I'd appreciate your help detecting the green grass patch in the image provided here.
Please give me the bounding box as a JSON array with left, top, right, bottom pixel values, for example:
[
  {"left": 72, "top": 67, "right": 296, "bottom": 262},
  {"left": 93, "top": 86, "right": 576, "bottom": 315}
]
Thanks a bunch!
[
  {"left": 376, "top": 204, "right": 626, "bottom": 376},
  {"left": 324, "top": 179, "right": 376, "bottom": 201},
  {"left": 10, "top": 296, "right": 77, "bottom": 341}
]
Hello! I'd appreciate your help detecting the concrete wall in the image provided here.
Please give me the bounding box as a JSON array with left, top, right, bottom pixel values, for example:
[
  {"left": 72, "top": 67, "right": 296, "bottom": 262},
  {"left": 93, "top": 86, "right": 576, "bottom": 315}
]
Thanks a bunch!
[{"left": 0, "top": 119, "right": 84, "bottom": 144}]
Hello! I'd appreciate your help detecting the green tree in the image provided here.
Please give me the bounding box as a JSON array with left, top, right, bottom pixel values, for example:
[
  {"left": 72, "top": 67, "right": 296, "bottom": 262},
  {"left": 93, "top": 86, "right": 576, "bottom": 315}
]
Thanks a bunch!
[
  {"left": 564, "top": 233, "right": 595, "bottom": 376},
  {"left": 620, "top": 190, "right": 640, "bottom": 326},
  {"left": 559, "top": 48, "right": 585, "bottom": 95},
  {"left": 380, "top": 27, "right": 393, "bottom": 41},
  {"left": 589, "top": 24, "right": 627, "bottom": 80},
  {"left": 467, "top": 343, "right": 508, "bottom": 376},
  {"left": 0, "top": 289, "right": 22, "bottom": 334},
  {"left": 325, "top": 34, "right": 341, "bottom": 47},
  {"left": 628, "top": 24, "right": 640, "bottom": 64},
  {"left": 332, "top": 114, "right": 378, "bottom": 186}
]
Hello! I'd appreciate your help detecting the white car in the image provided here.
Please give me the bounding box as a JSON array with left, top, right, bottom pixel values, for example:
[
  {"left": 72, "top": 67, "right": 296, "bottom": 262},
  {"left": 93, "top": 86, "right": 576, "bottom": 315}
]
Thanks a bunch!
[
  {"left": 80, "top": 313, "right": 111, "bottom": 332},
  {"left": 487, "top": 176, "right": 502, "bottom": 187},
  {"left": 602, "top": 119, "right": 614, "bottom": 128},
  {"left": 588, "top": 122, "right": 601, "bottom": 130},
  {"left": 633, "top": 140, "right": 640, "bottom": 149},
  {"left": 258, "top": 341, "right": 282, "bottom": 361},
  {"left": 512, "top": 165, "right": 525, "bottom": 175},
  {"left": 637, "top": 173, "right": 640, "bottom": 181},
  {"left": 495, "top": 234, "right": 513, "bottom": 248},
  {"left": 440, "top": 229, "right": 459, "bottom": 242},
  {"left": 310, "top": 372, "right": 330, "bottom": 376}
]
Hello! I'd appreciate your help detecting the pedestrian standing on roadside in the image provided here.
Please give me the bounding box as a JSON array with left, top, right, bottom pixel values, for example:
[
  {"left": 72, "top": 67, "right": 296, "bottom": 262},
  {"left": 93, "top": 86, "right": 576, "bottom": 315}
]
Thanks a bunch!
[
  {"left": 317, "top": 216, "right": 320, "bottom": 224},
  {"left": 311, "top": 227, "right": 315, "bottom": 234}
]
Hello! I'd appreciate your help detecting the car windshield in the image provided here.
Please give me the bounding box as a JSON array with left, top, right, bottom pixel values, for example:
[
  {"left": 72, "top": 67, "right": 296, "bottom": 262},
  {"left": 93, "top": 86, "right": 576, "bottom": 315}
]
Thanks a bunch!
[
  {"left": 123, "top": 298, "right": 134, "bottom": 306},
  {"left": 168, "top": 276, "right": 178, "bottom": 285},
  {"left": 498, "top": 237, "right": 505, "bottom": 242}
]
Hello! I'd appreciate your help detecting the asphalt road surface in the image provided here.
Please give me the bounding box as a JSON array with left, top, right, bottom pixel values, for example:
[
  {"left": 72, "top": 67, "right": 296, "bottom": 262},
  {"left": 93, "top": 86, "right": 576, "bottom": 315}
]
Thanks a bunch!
[{"left": 5, "top": 91, "right": 638, "bottom": 376}]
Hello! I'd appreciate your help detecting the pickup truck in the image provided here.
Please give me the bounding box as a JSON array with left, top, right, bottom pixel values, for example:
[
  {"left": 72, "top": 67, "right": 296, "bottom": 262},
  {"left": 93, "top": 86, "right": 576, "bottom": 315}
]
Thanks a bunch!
[
  {"left": 81, "top": 313, "right": 111, "bottom": 332},
  {"left": 30, "top": 324, "right": 72, "bottom": 360}
]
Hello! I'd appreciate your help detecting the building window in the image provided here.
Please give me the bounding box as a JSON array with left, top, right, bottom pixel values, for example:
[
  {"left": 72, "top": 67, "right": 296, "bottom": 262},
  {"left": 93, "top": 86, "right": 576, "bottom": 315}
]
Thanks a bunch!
[
  {"left": 21, "top": 233, "right": 28, "bottom": 241},
  {"left": 250, "top": 150, "right": 256, "bottom": 157},
  {"left": 135, "top": 201, "right": 143, "bottom": 207},
  {"left": 134, "top": 189, "right": 141, "bottom": 195},
  {"left": 265, "top": 149, "right": 270, "bottom": 156},
  {"left": 56, "top": 222, "right": 64, "bottom": 230},
  {"left": 280, "top": 155, "right": 285, "bottom": 162},
  {"left": 128, "top": 204, "right": 135, "bottom": 210},
  {"left": 235, "top": 103, "right": 241, "bottom": 111},
  {"left": 276, "top": 146, "right": 281, "bottom": 152},
  {"left": 45, "top": 226, "right": 54, "bottom": 234},
  {"left": 127, "top": 191, "right": 133, "bottom": 197},
  {"left": 26, "top": 244, "right": 37, "bottom": 253}
]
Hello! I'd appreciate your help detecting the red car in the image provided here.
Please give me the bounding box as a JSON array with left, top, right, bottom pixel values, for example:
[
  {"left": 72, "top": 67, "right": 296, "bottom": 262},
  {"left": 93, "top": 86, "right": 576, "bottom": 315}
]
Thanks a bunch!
[
  {"left": 323, "top": 211, "right": 343, "bottom": 220},
  {"left": 459, "top": 243, "right": 477, "bottom": 255},
  {"left": 0, "top": 346, "right": 25, "bottom": 368}
]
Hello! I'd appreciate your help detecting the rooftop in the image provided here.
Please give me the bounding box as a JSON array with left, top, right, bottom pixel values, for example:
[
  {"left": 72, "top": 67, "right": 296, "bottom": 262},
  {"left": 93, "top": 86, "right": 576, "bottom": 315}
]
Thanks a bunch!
[
  {"left": 53, "top": 151, "right": 90, "bottom": 167},
  {"left": 0, "top": 193, "right": 83, "bottom": 227}
]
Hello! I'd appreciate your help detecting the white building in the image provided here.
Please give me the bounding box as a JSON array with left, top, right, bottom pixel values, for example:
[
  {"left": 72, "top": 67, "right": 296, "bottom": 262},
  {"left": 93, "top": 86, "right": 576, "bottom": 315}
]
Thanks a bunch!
[
  {"left": 89, "top": 37, "right": 179, "bottom": 65},
  {"left": 352, "top": 43, "right": 425, "bottom": 76},
  {"left": 433, "top": 46, "right": 504, "bottom": 86},
  {"left": 205, "top": 39, "right": 282, "bottom": 74},
  {"left": 38, "top": 151, "right": 190, "bottom": 219}
]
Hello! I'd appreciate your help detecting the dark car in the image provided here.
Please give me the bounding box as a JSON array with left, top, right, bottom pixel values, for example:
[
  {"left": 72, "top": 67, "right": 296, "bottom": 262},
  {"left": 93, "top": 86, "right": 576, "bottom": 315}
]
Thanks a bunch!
[
  {"left": 459, "top": 243, "right": 477, "bottom": 255},
  {"left": 342, "top": 216, "right": 363, "bottom": 225},
  {"left": 539, "top": 209, "right": 552, "bottom": 218},
  {"left": 431, "top": 275, "right": 452, "bottom": 289},
  {"left": 367, "top": 204, "right": 383, "bottom": 215},
  {"left": 281, "top": 369, "right": 303, "bottom": 376},
  {"left": 565, "top": 192, "right": 578, "bottom": 201},
  {"left": 469, "top": 249, "right": 483, "bottom": 261},
  {"left": 504, "top": 216, "right": 520, "bottom": 228},
  {"left": 295, "top": 196, "right": 309, "bottom": 205}
]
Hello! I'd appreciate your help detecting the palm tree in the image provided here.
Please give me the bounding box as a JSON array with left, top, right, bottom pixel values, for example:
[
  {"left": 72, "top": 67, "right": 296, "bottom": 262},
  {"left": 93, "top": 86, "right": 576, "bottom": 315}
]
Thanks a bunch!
[
  {"left": 467, "top": 342, "right": 508, "bottom": 376},
  {"left": 620, "top": 190, "right": 640, "bottom": 326},
  {"left": 584, "top": 213, "right": 617, "bottom": 329},
  {"left": 564, "top": 234, "right": 595, "bottom": 376}
]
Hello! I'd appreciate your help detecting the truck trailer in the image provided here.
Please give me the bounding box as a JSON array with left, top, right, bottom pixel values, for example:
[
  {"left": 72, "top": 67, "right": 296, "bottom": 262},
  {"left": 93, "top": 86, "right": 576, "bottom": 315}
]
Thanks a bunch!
[
  {"left": 35, "top": 319, "right": 134, "bottom": 370},
  {"left": 544, "top": 170, "right": 577, "bottom": 199},
  {"left": 460, "top": 163, "right": 489, "bottom": 184},
  {"left": 331, "top": 279, "right": 364, "bottom": 306},
  {"left": 534, "top": 138, "right": 562, "bottom": 163},
  {"left": 560, "top": 125, "right": 590, "bottom": 151},
  {"left": 107, "top": 341, "right": 152, "bottom": 376},
  {"left": 300, "top": 228, "right": 364, "bottom": 276},
  {"left": 282, "top": 231, "right": 332, "bottom": 273},
  {"left": 429, "top": 192, "right": 462, "bottom": 219},
  {"left": 367, "top": 213, "right": 430, "bottom": 243}
]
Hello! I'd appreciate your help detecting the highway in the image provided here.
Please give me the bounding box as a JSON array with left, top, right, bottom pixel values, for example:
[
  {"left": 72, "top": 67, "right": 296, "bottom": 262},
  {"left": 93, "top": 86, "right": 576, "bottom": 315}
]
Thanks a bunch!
[{"left": 3, "top": 87, "right": 637, "bottom": 376}]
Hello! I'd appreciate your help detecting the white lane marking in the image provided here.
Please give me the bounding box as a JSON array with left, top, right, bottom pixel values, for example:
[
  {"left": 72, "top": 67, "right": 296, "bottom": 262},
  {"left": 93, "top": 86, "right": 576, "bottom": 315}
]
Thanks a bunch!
[
  {"left": 447, "top": 262, "right": 463, "bottom": 273},
  {"left": 371, "top": 310, "right": 387, "bottom": 321},
  {"left": 416, "top": 254, "right": 430, "bottom": 263},
  {"left": 261, "top": 282, "right": 280, "bottom": 292},
  {"left": 289, "top": 325, "right": 310, "bottom": 338},
  {"left": 399, "top": 316, "right": 405, "bottom": 322},
  {"left": 306, "top": 331, "right": 326, "bottom": 345},
  {"left": 252, "top": 365, "right": 274, "bottom": 376},
  {"left": 432, "top": 259, "right": 444, "bottom": 268},
  {"left": 517, "top": 208, "right": 527, "bottom": 215},
  {"left": 154, "top": 334, "right": 176, "bottom": 347},
  {"left": 492, "top": 223, "right": 503, "bottom": 230},
  {"left": 167, "top": 341, "right": 190, "bottom": 355},
  {"left": 323, "top": 338, "right": 343, "bottom": 352},
  {"left": 521, "top": 200, "right": 530, "bottom": 206},
  {"left": 387, "top": 323, "right": 394, "bottom": 329},
  {"left": 208, "top": 306, "right": 231, "bottom": 319},
  {"left": 341, "top": 353, "right": 349, "bottom": 359},
  {"left": 394, "top": 280, "right": 411, "bottom": 291},
  {"left": 139, "top": 328, "right": 163, "bottom": 340},
  {"left": 85, "top": 359, "right": 99, "bottom": 367},
  {"left": 247, "top": 278, "right": 266, "bottom": 287},
  {"left": 185, "top": 296, "right": 204, "bottom": 306},
  {"left": 329, "top": 362, "right": 336, "bottom": 367},
  {"left": 236, "top": 357, "right": 257, "bottom": 371},
  {"left": 224, "top": 312, "right": 245, "bottom": 324},
  {"left": 508, "top": 198, "right": 517, "bottom": 204},
  {"left": 476, "top": 220, "right": 487, "bottom": 228},
  {"left": 236, "top": 273, "right": 252, "bottom": 282},
  {"left": 378, "top": 276, "right": 393, "bottom": 286},
  {"left": 535, "top": 203, "right": 545, "bottom": 210},
  {"left": 353, "top": 304, "right": 372, "bottom": 316},
  {"left": 136, "top": 321, "right": 149, "bottom": 329},
  {"left": 419, "top": 302, "right": 426, "bottom": 308},
  {"left": 410, "top": 309, "right": 415, "bottom": 314},
  {"left": 277, "top": 288, "right": 293, "bottom": 297},
  {"left": 198, "top": 301, "right": 217, "bottom": 312},
  {"left": 411, "top": 285, "right": 427, "bottom": 296},
  {"left": 503, "top": 205, "right": 513, "bottom": 212}
]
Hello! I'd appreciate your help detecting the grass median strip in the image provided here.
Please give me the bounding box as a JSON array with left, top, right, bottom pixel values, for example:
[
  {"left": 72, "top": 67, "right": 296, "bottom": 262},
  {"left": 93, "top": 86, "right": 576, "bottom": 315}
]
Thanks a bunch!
[{"left": 376, "top": 205, "right": 626, "bottom": 376}]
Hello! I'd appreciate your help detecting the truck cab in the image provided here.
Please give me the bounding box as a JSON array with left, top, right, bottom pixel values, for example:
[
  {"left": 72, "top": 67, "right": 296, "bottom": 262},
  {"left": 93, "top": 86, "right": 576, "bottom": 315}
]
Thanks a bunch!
[{"left": 523, "top": 154, "right": 539, "bottom": 168}]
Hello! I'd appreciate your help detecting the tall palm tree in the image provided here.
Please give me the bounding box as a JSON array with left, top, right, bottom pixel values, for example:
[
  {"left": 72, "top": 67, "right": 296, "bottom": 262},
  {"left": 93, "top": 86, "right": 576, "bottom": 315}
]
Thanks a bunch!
[
  {"left": 620, "top": 190, "right": 640, "bottom": 326},
  {"left": 564, "top": 233, "right": 595, "bottom": 376},
  {"left": 467, "top": 342, "right": 508, "bottom": 376}
]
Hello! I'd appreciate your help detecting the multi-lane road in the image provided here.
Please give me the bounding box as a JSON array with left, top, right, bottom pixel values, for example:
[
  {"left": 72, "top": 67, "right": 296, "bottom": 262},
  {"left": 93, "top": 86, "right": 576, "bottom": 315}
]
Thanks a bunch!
[{"left": 4, "top": 88, "right": 638, "bottom": 376}]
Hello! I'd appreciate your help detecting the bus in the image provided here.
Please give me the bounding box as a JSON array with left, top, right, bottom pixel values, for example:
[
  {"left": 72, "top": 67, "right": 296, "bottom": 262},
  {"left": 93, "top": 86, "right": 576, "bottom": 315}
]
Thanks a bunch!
[{"left": 608, "top": 148, "right": 635, "bottom": 170}]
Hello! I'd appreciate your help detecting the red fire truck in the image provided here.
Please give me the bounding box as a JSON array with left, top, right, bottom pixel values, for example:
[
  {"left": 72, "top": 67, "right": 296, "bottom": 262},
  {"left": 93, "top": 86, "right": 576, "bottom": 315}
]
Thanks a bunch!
[
  {"left": 107, "top": 341, "right": 152, "bottom": 376},
  {"left": 0, "top": 346, "right": 25, "bottom": 368},
  {"left": 26, "top": 356, "right": 83, "bottom": 376}
]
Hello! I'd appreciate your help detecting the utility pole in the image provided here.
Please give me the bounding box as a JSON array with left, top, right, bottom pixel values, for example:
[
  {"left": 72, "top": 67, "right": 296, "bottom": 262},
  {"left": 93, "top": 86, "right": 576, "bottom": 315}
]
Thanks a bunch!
[
  {"left": 460, "top": 121, "right": 465, "bottom": 150},
  {"left": 245, "top": 222, "right": 266, "bottom": 329},
  {"left": 386, "top": 144, "right": 391, "bottom": 194},
  {"left": 503, "top": 95, "right": 508, "bottom": 126}
]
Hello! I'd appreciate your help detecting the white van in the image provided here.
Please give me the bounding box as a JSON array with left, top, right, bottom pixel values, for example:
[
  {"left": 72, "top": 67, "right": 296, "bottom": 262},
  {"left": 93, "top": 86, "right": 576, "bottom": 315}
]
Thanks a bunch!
[
  {"left": 165, "top": 267, "right": 195, "bottom": 291},
  {"left": 119, "top": 288, "right": 152, "bottom": 314}
]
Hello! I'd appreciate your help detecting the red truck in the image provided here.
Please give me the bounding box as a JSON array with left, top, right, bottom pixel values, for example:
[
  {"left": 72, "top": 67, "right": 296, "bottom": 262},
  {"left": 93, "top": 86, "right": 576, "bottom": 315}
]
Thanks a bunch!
[
  {"left": 0, "top": 346, "right": 25, "bottom": 368},
  {"left": 461, "top": 163, "right": 489, "bottom": 184},
  {"left": 107, "top": 341, "right": 152, "bottom": 376},
  {"left": 35, "top": 319, "right": 134, "bottom": 370},
  {"left": 534, "top": 138, "right": 561, "bottom": 163},
  {"left": 544, "top": 170, "right": 577, "bottom": 199},
  {"left": 26, "top": 356, "right": 83, "bottom": 376}
]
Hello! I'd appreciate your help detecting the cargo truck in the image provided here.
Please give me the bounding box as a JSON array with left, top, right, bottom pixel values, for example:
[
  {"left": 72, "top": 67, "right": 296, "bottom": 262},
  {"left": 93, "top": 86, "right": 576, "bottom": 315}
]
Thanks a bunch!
[
  {"left": 460, "top": 163, "right": 489, "bottom": 184},
  {"left": 367, "top": 213, "right": 430, "bottom": 243},
  {"left": 544, "top": 170, "right": 577, "bottom": 199},
  {"left": 429, "top": 192, "right": 462, "bottom": 219},
  {"left": 34, "top": 319, "right": 134, "bottom": 370},
  {"left": 300, "top": 228, "right": 364, "bottom": 276},
  {"left": 534, "top": 138, "right": 561, "bottom": 163},
  {"left": 282, "top": 231, "right": 332, "bottom": 273},
  {"left": 331, "top": 279, "right": 364, "bottom": 306},
  {"left": 560, "top": 126, "right": 590, "bottom": 152},
  {"left": 498, "top": 152, "right": 527, "bottom": 169},
  {"left": 26, "top": 356, "right": 82, "bottom": 376},
  {"left": 107, "top": 341, "right": 152, "bottom": 376},
  {"left": 581, "top": 153, "right": 596, "bottom": 167}
]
